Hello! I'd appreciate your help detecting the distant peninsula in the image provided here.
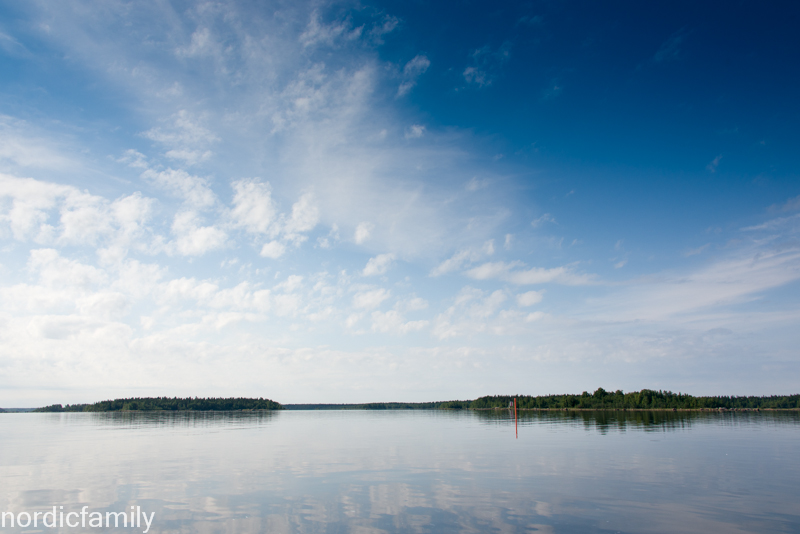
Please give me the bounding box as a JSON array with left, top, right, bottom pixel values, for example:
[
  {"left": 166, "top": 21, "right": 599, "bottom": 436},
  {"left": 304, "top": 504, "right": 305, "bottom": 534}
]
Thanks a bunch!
[
  {"left": 33, "top": 397, "right": 282, "bottom": 412},
  {"left": 22, "top": 389, "right": 800, "bottom": 413}
]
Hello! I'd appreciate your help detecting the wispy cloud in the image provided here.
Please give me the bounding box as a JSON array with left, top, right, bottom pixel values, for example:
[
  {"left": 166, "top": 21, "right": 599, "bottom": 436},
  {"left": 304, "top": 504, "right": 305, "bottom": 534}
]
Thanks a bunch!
[
  {"left": 464, "top": 261, "right": 594, "bottom": 285},
  {"left": 397, "top": 54, "right": 430, "bottom": 97},
  {"left": 430, "top": 240, "right": 495, "bottom": 276},
  {"left": 706, "top": 154, "right": 722, "bottom": 173},
  {"left": 463, "top": 41, "right": 511, "bottom": 87},
  {"left": 770, "top": 194, "right": 800, "bottom": 213},
  {"left": 684, "top": 243, "right": 710, "bottom": 257},
  {"left": 363, "top": 253, "right": 395, "bottom": 276},
  {"left": 531, "top": 213, "right": 555, "bottom": 228},
  {"left": 653, "top": 26, "right": 691, "bottom": 62}
]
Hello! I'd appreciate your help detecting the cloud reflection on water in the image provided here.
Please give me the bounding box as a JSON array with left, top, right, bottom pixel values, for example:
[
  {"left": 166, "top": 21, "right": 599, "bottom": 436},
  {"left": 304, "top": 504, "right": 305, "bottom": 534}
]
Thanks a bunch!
[{"left": 1, "top": 410, "right": 798, "bottom": 533}]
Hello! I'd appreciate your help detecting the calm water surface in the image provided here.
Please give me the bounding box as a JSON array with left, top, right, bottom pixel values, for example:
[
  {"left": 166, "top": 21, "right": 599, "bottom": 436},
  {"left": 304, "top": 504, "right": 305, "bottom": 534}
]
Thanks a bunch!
[{"left": 1, "top": 410, "right": 799, "bottom": 533}]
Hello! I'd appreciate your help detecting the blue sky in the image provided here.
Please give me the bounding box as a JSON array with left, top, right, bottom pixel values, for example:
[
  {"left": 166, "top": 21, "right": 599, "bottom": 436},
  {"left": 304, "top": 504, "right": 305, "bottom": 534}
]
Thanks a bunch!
[{"left": 0, "top": 0, "right": 798, "bottom": 405}]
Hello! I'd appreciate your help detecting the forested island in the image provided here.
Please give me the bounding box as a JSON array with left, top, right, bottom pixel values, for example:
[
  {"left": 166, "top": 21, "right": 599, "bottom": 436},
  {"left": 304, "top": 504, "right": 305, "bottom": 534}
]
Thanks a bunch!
[
  {"left": 34, "top": 397, "right": 282, "bottom": 412},
  {"left": 16, "top": 389, "right": 800, "bottom": 413}
]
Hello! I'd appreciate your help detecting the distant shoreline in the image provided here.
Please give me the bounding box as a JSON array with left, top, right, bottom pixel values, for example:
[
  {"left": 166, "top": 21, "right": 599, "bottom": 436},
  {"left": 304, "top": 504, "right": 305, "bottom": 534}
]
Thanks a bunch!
[{"left": 4, "top": 389, "right": 797, "bottom": 413}]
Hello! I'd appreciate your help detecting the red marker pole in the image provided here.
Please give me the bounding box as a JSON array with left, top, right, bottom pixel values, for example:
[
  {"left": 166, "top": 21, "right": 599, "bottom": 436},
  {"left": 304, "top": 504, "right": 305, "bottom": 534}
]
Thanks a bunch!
[{"left": 514, "top": 397, "right": 518, "bottom": 439}]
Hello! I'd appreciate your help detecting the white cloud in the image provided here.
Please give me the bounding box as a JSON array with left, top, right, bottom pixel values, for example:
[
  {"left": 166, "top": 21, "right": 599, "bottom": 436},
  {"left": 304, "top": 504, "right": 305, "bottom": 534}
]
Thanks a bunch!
[
  {"left": 397, "top": 54, "right": 430, "bottom": 97},
  {"left": 0, "top": 173, "right": 66, "bottom": 241},
  {"left": 142, "top": 110, "right": 219, "bottom": 162},
  {"left": 371, "top": 310, "right": 428, "bottom": 334},
  {"left": 0, "top": 174, "right": 155, "bottom": 251},
  {"left": 369, "top": 15, "right": 399, "bottom": 44},
  {"left": 465, "top": 261, "right": 594, "bottom": 285},
  {"left": 58, "top": 190, "right": 115, "bottom": 246},
  {"left": 0, "top": 115, "right": 77, "bottom": 171},
  {"left": 430, "top": 240, "right": 495, "bottom": 276},
  {"left": 273, "top": 293, "right": 301, "bottom": 316},
  {"left": 401, "top": 297, "right": 428, "bottom": 311},
  {"left": 683, "top": 243, "right": 711, "bottom": 257},
  {"left": 404, "top": 124, "right": 426, "bottom": 139},
  {"left": 171, "top": 211, "right": 227, "bottom": 256},
  {"left": 587, "top": 245, "right": 800, "bottom": 322},
  {"left": 28, "top": 248, "right": 107, "bottom": 290},
  {"left": 465, "top": 177, "right": 490, "bottom": 191},
  {"left": 517, "top": 290, "right": 543, "bottom": 307},
  {"left": 260, "top": 240, "right": 286, "bottom": 259},
  {"left": 354, "top": 222, "right": 374, "bottom": 244},
  {"left": 531, "top": 213, "right": 555, "bottom": 228},
  {"left": 230, "top": 178, "right": 276, "bottom": 234},
  {"left": 284, "top": 192, "right": 319, "bottom": 239},
  {"left": 363, "top": 253, "right": 395, "bottom": 276},
  {"left": 345, "top": 313, "right": 362, "bottom": 328},
  {"left": 275, "top": 275, "right": 304, "bottom": 293},
  {"left": 317, "top": 224, "right": 340, "bottom": 249},
  {"left": 353, "top": 288, "right": 391, "bottom": 309},
  {"left": 118, "top": 149, "right": 148, "bottom": 169},
  {"left": 142, "top": 168, "right": 216, "bottom": 208},
  {"left": 706, "top": 154, "right": 722, "bottom": 173},
  {"left": 176, "top": 28, "right": 215, "bottom": 58},
  {"left": 462, "top": 42, "right": 511, "bottom": 88},
  {"left": 299, "top": 10, "right": 352, "bottom": 48},
  {"left": 771, "top": 195, "right": 800, "bottom": 213},
  {"left": 432, "top": 287, "right": 508, "bottom": 339}
]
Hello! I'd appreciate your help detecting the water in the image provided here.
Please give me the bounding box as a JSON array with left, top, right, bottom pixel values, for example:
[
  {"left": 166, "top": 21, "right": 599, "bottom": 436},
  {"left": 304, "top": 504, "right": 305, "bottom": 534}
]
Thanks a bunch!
[{"left": 1, "top": 410, "right": 799, "bottom": 533}]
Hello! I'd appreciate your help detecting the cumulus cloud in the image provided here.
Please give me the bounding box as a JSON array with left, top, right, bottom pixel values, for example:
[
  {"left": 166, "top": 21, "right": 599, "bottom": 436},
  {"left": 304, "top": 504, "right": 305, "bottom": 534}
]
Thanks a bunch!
[
  {"left": 354, "top": 222, "right": 374, "bottom": 244},
  {"left": 371, "top": 310, "right": 428, "bottom": 334},
  {"left": 260, "top": 240, "right": 286, "bottom": 259},
  {"left": 230, "top": 179, "right": 277, "bottom": 234},
  {"left": 284, "top": 192, "right": 319, "bottom": 238},
  {"left": 142, "top": 110, "right": 219, "bottom": 164},
  {"left": 142, "top": 168, "right": 216, "bottom": 208},
  {"left": 432, "top": 287, "right": 508, "bottom": 339},
  {"left": 28, "top": 248, "right": 107, "bottom": 290},
  {"left": 352, "top": 288, "right": 391, "bottom": 309},
  {"left": 299, "top": 10, "right": 363, "bottom": 48},
  {"left": 363, "top": 253, "right": 395, "bottom": 276},
  {"left": 171, "top": 211, "right": 227, "bottom": 256},
  {"left": 0, "top": 173, "right": 155, "bottom": 251},
  {"left": 516, "top": 290, "right": 543, "bottom": 307}
]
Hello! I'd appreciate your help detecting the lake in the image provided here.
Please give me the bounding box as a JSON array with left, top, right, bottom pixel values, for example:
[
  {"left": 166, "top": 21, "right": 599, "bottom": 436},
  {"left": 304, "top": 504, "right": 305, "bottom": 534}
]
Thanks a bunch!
[{"left": 1, "top": 410, "right": 799, "bottom": 533}]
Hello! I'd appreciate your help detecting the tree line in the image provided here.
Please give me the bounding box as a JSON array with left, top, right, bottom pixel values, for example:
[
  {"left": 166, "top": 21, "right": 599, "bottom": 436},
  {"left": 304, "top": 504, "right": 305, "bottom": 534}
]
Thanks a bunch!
[
  {"left": 290, "top": 389, "right": 799, "bottom": 410},
  {"left": 447, "top": 389, "right": 800, "bottom": 410},
  {"left": 27, "top": 389, "right": 800, "bottom": 413},
  {"left": 34, "top": 397, "right": 282, "bottom": 412}
]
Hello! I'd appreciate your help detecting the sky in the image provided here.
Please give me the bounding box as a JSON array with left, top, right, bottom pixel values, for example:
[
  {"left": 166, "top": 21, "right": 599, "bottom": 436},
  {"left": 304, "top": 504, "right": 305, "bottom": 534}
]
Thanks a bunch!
[{"left": 0, "top": 0, "right": 798, "bottom": 406}]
